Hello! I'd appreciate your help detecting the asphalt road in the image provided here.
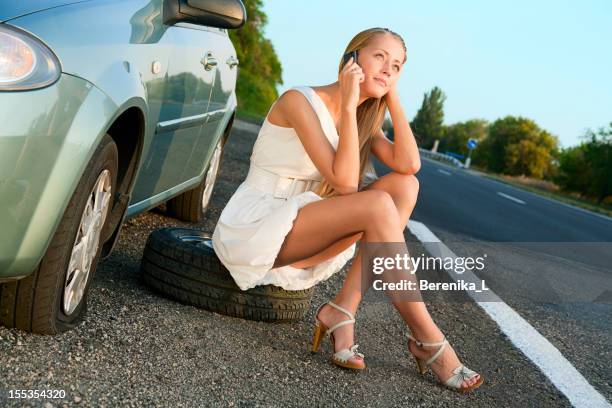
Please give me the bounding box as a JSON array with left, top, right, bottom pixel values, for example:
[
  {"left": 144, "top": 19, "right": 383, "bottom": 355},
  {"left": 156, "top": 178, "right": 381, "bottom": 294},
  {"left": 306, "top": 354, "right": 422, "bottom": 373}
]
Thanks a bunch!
[
  {"left": 0, "top": 121, "right": 597, "bottom": 407},
  {"left": 406, "top": 158, "right": 612, "bottom": 243},
  {"left": 372, "top": 155, "right": 612, "bottom": 403}
]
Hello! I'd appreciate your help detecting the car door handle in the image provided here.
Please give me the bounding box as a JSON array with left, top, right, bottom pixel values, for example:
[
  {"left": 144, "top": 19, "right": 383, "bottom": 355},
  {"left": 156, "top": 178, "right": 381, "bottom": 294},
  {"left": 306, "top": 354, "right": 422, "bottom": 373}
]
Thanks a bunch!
[
  {"left": 226, "top": 56, "right": 239, "bottom": 68},
  {"left": 201, "top": 52, "right": 218, "bottom": 71}
]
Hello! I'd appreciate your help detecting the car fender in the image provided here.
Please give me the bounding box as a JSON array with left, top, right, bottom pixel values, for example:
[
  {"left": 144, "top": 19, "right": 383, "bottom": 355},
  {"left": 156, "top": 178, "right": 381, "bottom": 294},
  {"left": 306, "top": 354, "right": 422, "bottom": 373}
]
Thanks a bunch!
[{"left": 0, "top": 74, "right": 122, "bottom": 278}]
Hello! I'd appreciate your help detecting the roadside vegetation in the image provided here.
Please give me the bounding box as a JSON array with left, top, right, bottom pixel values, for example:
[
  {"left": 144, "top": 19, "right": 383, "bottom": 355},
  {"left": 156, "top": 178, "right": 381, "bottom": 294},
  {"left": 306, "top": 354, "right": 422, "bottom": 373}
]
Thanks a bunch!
[
  {"left": 408, "top": 87, "right": 611, "bottom": 215},
  {"left": 230, "top": 0, "right": 281, "bottom": 124}
]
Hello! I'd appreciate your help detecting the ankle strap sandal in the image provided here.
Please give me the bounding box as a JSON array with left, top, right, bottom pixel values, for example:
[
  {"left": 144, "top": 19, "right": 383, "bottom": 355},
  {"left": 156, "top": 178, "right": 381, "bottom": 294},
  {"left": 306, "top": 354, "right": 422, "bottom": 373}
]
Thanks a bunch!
[
  {"left": 311, "top": 301, "right": 365, "bottom": 370},
  {"left": 408, "top": 333, "right": 483, "bottom": 393}
]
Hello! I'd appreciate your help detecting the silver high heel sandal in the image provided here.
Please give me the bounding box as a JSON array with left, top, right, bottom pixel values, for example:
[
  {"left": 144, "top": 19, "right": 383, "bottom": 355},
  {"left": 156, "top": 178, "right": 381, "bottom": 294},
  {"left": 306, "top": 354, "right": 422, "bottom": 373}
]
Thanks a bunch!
[
  {"left": 408, "top": 332, "right": 483, "bottom": 393},
  {"left": 310, "top": 301, "right": 365, "bottom": 370}
]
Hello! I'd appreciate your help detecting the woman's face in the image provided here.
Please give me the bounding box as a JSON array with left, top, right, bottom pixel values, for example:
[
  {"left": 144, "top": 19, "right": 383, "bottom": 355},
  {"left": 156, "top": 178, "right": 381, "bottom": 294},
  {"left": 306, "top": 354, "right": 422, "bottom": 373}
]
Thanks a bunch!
[{"left": 357, "top": 33, "right": 406, "bottom": 98}]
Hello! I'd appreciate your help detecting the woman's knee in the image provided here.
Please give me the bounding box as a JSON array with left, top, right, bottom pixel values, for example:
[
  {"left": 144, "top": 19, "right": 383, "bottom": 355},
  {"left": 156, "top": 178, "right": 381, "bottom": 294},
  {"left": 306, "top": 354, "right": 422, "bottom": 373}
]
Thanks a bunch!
[
  {"left": 394, "top": 173, "right": 420, "bottom": 196},
  {"left": 363, "top": 189, "right": 401, "bottom": 228},
  {"left": 408, "top": 175, "right": 420, "bottom": 199},
  {"left": 388, "top": 173, "right": 419, "bottom": 213},
  {"left": 408, "top": 174, "right": 419, "bottom": 192},
  {"left": 403, "top": 174, "right": 420, "bottom": 204},
  {"left": 395, "top": 174, "right": 419, "bottom": 226}
]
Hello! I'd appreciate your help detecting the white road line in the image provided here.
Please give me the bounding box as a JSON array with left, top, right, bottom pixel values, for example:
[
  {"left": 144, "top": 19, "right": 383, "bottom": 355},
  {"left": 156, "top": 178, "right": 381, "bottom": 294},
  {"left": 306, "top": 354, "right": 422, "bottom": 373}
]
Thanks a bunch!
[
  {"left": 437, "top": 169, "right": 452, "bottom": 176},
  {"left": 408, "top": 220, "right": 610, "bottom": 408},
  {"left": 467, "top": 169, "right": 612, "bottom": 222},
  {"left": 497, "top": 191, "right": 526, "bottom": 205}
]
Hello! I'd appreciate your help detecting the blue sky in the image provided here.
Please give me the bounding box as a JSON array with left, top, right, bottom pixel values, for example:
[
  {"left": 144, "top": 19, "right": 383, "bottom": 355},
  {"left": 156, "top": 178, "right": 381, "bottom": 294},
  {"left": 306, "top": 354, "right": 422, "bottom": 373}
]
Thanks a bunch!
[{"left": 261, "top": 0, "right": 612, "bottom": 148}]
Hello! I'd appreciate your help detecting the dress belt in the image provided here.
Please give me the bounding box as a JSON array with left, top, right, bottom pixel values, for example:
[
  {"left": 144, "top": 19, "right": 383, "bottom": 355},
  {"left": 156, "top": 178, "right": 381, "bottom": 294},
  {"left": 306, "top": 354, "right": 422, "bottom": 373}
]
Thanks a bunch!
[{"left": 244, "top": 163, "right": 322, "bottom": 199}]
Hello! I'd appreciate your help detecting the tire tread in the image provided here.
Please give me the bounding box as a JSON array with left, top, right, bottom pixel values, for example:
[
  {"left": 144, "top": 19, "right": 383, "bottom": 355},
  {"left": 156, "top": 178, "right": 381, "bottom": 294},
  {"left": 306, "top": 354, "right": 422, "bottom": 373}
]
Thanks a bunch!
[{"left": 140, "top": 228, "right": 314, "bottom": 322}]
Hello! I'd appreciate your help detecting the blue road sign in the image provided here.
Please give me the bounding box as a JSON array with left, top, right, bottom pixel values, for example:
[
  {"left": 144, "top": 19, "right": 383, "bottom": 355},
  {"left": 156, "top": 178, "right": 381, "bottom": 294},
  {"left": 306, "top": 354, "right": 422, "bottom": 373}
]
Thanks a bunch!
[{"left": 467, "top": 139, "right": 478, "bottom": 150}]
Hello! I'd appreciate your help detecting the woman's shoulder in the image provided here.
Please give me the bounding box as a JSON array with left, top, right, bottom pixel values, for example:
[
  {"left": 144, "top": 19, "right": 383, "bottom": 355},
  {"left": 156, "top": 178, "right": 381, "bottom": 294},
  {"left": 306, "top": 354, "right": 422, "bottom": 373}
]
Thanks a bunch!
[
  {"left": 279, "top": 85, "right": 314, "bottom": 100},
  {"left": 266, "top": 86, "right": 309, "bottom": 128},
  {"left": 273, "top": 87, "right": 317, "bottom": 117}
]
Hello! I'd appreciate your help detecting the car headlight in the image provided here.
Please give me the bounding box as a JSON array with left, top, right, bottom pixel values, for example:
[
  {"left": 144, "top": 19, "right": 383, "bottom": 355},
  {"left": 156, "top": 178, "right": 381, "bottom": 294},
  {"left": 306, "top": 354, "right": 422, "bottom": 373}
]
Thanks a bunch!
[{"left": 0, "top": 24, "right": 61, "bottom": 91}]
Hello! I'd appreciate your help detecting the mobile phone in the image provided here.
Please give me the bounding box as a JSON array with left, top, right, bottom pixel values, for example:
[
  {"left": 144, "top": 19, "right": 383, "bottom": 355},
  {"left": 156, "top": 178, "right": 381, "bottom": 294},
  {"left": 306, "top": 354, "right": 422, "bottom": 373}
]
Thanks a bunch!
[{"left": 342, "top": 50, "right": 359, "bottom": 67}]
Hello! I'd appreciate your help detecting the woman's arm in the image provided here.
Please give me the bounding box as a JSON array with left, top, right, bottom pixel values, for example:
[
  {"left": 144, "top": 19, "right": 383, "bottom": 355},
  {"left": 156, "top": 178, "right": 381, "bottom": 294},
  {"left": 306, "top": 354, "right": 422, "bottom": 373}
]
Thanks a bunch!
[
  {"left": 371, "top": 88, "right": 421, "bottom": 174},
  {"left": 280, "top": 90, "right": 358, "bottom": 195},
  {"left": 281, "top": 59, "right": 363, "bottom": 195},
  {"left": 332, "top": 57, "right": 364, "bottom": 193},
  {"left": 333, "top": 98, "right": 360, "bottom": 193}
]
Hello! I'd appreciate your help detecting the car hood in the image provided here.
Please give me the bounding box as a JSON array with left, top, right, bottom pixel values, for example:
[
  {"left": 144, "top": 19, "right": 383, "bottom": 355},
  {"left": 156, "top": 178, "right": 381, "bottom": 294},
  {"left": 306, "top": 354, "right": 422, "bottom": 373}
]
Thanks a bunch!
[{"left": 0, "top": 0, "right": 93, "bottom": 23}]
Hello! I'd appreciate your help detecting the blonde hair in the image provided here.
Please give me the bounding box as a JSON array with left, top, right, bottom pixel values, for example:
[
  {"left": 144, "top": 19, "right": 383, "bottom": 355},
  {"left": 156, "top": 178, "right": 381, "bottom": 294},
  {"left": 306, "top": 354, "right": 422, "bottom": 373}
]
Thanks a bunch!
[{"left": 313, "top": 27, "right": 407, "bottom": 199}]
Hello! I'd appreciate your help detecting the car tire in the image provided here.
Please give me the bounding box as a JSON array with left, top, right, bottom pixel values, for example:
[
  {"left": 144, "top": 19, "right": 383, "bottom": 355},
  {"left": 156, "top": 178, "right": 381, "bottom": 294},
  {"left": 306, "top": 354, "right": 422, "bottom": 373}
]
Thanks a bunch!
[
  {"left": 0, "top": 134, "right": 118, "bottom": 334},
  {"left": 140, "top": 228, "right": 314, "bottom": 322},
  {"left": 166, "top": 131, "right": 228, "bottom": 223}
]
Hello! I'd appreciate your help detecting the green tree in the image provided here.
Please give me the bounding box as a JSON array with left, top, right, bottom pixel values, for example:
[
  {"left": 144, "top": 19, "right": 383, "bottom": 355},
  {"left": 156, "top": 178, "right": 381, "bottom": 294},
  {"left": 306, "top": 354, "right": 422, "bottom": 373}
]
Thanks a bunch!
[
  {"left": 440, "top": 119, "right": 488, "bottom": 156},
  {"left": 557, "top": 123, "right": 612, "bottom": 203},
  {"left": 582, "top": 123, "right": 612, "bottom": 203},
  {"left": 411, "top": 86, "right": 446, "bottom": 149},
  {"left": 555, "top": 145, "right": 589, "bottom": 193},
  {"left": 474, "top": 116, "right": 559, "bottom": 178},
  {"left": 505, "top": 138, "right": 555, "bottom": 178},
  {"left": 557, "top": 122, "right": 612, "bottom": 203},
  {"left": 229, "top": 0, "right": 283, "bottom": 116}
]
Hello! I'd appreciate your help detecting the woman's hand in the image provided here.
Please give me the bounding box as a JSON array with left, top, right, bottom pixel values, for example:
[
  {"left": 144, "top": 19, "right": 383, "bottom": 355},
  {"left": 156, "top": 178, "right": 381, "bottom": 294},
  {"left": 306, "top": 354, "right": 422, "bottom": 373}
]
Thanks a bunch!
[
  {"left": 384, "top": 84, "right": 400, "bottom": 106},
  {"left": 339, "top": 57, "right": 364, "bottom": 111}
]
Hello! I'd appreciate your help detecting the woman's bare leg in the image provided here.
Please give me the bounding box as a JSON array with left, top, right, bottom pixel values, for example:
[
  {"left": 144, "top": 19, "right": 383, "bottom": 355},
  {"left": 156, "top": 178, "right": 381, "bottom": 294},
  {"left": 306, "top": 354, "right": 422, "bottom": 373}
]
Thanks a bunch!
[
  {"left": 271, "top": 188, "right": 395, "bottom": 268},
  {"left": 271, "top": 186, "right": 409, "bottom": 367},
  {"left": 318, "top": 173, "right": 421, "bottom": 337},
  {"left": 287, "top": 232, "right": 363, "bottom": 269},
  {"left": 315, "top": 173, "right": 420, "bottom": 368},
  {"left": 284, "top": 172, "right": 418, "bottom": 269},
  {"left": 286, "top": 172, "right": 420, "bottom": 321},
  {"left": 318, "top": 172, "right": 479, "bottom": 386}
]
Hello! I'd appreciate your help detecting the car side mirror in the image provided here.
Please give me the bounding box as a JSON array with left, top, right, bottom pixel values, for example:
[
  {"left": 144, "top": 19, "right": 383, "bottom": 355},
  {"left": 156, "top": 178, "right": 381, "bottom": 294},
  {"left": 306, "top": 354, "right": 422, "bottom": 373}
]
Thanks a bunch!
[{"left": 163, "top": 0, "right": 247, "bottom": 29}]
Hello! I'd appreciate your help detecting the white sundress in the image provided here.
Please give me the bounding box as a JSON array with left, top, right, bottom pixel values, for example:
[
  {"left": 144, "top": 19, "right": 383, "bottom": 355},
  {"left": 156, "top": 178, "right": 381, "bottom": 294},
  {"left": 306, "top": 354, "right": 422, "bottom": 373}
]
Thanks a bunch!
[{"left": 211, "top": 85, "right": 378, "bottom": 291}]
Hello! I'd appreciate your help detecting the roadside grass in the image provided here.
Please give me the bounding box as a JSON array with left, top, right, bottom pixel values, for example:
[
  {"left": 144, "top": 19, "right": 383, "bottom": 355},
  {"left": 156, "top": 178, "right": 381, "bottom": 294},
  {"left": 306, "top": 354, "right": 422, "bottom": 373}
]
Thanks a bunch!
[{"left": 470, "top": 165, "right": 612, "bottom": 218}]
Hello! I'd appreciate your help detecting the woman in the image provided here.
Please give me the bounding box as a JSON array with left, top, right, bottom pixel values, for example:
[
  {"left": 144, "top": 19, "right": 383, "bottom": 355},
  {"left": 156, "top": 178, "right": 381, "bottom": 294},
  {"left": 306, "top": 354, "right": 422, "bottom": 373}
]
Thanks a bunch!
[{"left": 212, "top": 27, "right": 483, "bottom": 393}]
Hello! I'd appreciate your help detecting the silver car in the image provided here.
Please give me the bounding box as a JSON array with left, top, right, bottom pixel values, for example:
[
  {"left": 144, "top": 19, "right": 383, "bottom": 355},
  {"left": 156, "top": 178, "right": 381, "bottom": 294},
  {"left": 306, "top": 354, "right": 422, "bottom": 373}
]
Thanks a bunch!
[{"left": 0, "top": 0, "right": 246, "bottom": 333}]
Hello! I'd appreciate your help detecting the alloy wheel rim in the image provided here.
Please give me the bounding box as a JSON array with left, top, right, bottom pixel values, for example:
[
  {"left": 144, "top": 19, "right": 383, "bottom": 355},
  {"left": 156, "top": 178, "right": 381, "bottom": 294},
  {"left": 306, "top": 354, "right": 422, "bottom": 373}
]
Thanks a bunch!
[
  {"left": 63, "top": 169, "right": 112, "bottom": 315},
  {"left": 179, "top": 235, "right": 214, "bottom": 250},
  {"left": 202, "top": 138, "right": 223, "bottom": 213}
]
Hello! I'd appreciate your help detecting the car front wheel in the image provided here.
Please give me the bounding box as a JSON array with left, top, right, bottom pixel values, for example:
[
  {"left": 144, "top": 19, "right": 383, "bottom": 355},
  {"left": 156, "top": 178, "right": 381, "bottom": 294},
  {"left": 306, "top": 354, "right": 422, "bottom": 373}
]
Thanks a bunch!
[{"left": 0, "top": 134, "right": 118, "bottom": 334}]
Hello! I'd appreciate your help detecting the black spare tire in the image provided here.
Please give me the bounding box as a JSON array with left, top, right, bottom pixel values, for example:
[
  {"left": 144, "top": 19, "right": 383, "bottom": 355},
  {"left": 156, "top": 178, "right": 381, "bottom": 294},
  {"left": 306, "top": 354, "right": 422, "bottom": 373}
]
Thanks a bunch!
[{"left": 140, "top": 228, "right": 314, "bottom": 322}]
